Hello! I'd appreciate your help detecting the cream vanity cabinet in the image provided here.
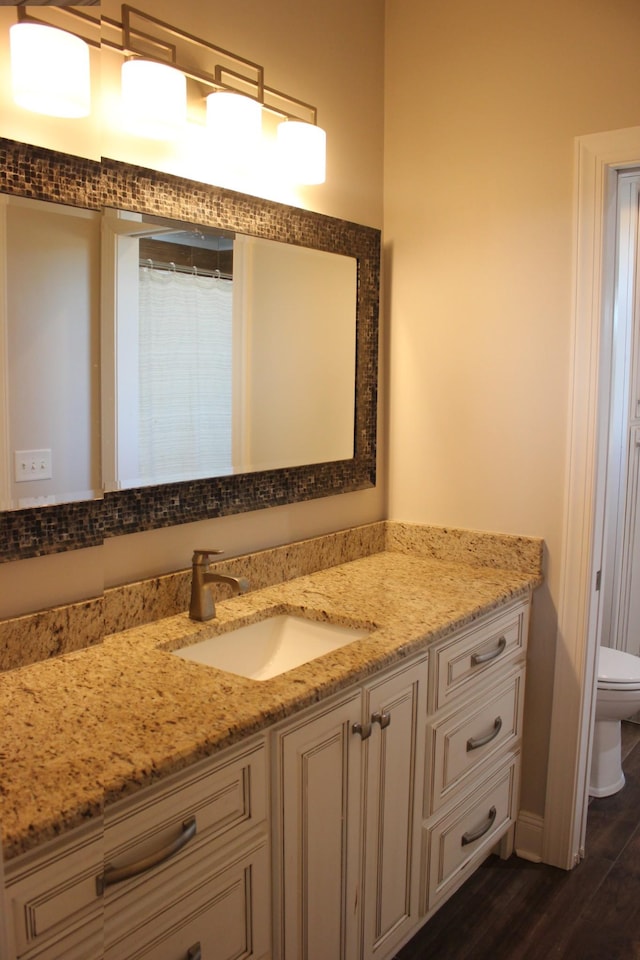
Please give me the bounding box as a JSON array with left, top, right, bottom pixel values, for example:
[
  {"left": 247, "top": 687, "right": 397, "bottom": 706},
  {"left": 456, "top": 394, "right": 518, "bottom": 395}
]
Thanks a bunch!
[
  {"left": 271, "top": 654, "right": 428, "bottom": 960},
  {"left": 2, "top": 594, "right": 531, "bottom": 960},
  {"left": 420, "top": 596, "right": 529, "bottom": 915}
]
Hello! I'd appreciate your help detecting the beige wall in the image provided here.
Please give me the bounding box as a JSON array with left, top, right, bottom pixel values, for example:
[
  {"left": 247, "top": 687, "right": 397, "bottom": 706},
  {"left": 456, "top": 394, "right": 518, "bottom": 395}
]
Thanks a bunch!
[
  {"left": 384, "top": 0, "right": 640, "bottom": 818},
  {"left": 0, "top": 0, "right": 385, "bottom": 616}
]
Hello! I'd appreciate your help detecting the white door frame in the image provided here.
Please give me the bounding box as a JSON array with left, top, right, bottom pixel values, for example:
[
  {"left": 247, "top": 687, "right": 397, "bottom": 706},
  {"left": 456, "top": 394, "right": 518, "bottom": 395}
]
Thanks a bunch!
[
  {"left": 543, "top": 125, "right": 640, "bottom": 870},
  {"left": 0, "top": 195, "right": 11, "bottom": 510},
  {"left": 601, "top": 173, "right": 640, "bottom": 657}
]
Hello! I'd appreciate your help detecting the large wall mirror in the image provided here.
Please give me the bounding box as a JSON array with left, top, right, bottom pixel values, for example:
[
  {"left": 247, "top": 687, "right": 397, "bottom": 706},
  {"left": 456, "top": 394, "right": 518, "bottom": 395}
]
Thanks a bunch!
[{"left": 0, "top": 140, "right": 379, "bottom": 562}]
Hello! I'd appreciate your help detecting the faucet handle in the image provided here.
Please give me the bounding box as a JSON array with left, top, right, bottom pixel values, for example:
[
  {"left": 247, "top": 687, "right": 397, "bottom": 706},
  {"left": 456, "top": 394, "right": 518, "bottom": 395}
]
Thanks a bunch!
[{"left": 192, "top": 549, "right": 224, "bottom": 564}]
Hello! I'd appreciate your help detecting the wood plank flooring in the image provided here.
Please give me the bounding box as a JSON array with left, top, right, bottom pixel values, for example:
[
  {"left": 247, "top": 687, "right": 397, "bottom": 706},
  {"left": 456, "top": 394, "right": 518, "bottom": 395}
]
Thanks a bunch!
[{"left": 396, "top": 722, "right": 640, "bottom": 960}]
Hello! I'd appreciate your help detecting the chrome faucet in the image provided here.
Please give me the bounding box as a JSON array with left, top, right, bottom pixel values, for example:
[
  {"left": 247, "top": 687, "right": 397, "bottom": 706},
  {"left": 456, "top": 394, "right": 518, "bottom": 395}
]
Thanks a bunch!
[{"left": 189, "top": 549, "right": 250, "bottom": 621}]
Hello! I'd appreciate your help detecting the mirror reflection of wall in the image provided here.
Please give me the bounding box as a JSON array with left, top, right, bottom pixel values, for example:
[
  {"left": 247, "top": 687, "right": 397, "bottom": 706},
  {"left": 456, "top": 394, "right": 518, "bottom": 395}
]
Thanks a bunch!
[
  {"left": 234, "top": 235, "right": 357, "bottom": 473},
  {"left": 104, "top": 210, "right": 358, "bottom": 490},
  {"left": 0, "top": 196, "right": 101, "bottom": 511}
]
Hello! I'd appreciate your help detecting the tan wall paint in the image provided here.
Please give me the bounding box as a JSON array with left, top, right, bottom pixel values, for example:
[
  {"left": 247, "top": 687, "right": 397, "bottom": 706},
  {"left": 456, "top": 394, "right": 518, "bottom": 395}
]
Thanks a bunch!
[
  {"left": 0, "top": 0, "right": 385, "bottom": 616},
  {"left": 384, "top": 0, "right": 640, "bottom": 818}
]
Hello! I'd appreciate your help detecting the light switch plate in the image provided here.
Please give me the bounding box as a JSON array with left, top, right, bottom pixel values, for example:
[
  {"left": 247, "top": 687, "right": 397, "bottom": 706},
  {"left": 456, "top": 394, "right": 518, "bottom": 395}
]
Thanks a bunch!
[{"left": 14, "top": 449, "right": 52, "bottom": 482}]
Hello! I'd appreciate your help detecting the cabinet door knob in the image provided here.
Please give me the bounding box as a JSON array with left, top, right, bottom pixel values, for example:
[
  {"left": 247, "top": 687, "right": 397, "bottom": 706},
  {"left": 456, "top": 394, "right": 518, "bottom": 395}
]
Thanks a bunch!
[
  {"left": 471, "top": 635, "right": 507, "bottom": 666},
  {"left": 461, "top": 806, "right": 497, "bottom": 846},
  {"left": 372, "top": 711, "right": 391, "bottom": 729},
  {"left": 187, "top": 944, "right": 202, "bottom": 960},
  {"left": 97, "top": 817, "right": 197, "bottom": 894},
  {"left": 466, "top": 716, "right": 503, "bottom": 751},
  {"left": 352, "top": 721, "right": 372, "bottom": 740}
]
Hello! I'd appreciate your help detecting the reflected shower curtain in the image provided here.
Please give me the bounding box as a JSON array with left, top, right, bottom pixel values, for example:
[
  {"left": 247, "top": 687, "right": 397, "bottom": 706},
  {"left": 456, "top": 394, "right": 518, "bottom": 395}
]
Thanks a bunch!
[{"left": 138, "top": 268, "right": 233, "bottom": 484}]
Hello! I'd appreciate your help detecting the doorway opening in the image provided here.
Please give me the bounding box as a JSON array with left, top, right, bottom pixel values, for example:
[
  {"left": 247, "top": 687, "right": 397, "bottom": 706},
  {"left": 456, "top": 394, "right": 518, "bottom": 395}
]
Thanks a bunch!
[
  {"left": 600, "top": 171, "right": 640, "bottom": 661},
  {"left": 543, "top": 126, "right": 640, "bottom": 871}
]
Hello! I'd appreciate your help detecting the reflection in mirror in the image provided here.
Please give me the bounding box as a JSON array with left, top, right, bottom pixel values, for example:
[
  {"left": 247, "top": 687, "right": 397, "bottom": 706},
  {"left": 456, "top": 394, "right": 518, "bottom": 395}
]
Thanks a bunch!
[
  {"left": 102, "top": 210, "right": 357, "bottom": 491},
  {"left": 0, "top": 195, "right": 101, "bottom": 511}
]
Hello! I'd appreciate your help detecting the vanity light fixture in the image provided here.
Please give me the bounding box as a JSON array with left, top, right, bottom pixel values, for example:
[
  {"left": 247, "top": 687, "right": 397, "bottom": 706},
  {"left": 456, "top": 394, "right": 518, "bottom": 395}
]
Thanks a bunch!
[
  {"left": 9, "top": 21, "right": 91, "bottom": 118},
  {"left": 121, "top": 58, "right": 187, "bottom": 140},
  {"left": 277, "top": 120, "right": 327, "bottom": 185},
  {"left": 7, "top": 4, "right": 327, "bottom": 183}
]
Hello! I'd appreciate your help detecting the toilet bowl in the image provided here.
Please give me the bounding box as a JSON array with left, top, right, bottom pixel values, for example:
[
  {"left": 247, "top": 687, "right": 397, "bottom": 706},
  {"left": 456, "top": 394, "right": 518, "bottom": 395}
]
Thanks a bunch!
[{"left": 590, "top": 646, "right": 640, "bottom": 797}]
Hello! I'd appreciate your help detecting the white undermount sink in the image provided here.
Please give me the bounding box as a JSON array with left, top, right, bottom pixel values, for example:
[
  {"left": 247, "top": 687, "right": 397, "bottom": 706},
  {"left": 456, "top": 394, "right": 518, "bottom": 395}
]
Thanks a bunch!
[{"left": 172, "top": 613, "right": 370, "bottom": 681}]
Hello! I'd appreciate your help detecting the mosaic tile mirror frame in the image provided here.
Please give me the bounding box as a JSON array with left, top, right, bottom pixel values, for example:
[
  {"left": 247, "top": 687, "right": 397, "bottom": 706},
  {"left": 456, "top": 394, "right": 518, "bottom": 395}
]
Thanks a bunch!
[{"left": 0, "top": 139, "right": 380, "bottom": 562}]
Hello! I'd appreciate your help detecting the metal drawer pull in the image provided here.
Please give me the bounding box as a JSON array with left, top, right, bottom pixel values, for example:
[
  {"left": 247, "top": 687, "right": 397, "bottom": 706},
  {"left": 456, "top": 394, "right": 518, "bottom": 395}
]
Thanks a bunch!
[
  {"left": 471, "top": 636, "right": 507, "bottom": 666},
  {"left": 466, "top": 716, "right": 503, "bottom": 751},
  {"left": 461, "top": 806, "right": 497, "bottom": 846},
  {"left": 353, "top": 721, "right": 372, "bottom": 740},
  {"left": 187, "top": 944, "right": 202, "bottom": 960},
  {"left": 372, "top": 711, "right": 391, "bottom": 729},
  {"left": 97, "top": 817, "right": 197, "bottom": 894}
]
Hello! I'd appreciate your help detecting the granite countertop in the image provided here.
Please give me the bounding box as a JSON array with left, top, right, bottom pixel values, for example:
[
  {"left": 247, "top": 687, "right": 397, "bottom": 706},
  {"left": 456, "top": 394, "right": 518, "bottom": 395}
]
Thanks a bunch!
[{"left": 0, "top": 549, "right": 541, "bottom": 861}]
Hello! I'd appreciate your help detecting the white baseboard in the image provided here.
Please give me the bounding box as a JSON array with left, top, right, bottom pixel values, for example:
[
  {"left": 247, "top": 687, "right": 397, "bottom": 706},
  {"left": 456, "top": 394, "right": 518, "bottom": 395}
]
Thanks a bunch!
[{"left": 514, "top": 810, "right": 544, "bottom": 863}]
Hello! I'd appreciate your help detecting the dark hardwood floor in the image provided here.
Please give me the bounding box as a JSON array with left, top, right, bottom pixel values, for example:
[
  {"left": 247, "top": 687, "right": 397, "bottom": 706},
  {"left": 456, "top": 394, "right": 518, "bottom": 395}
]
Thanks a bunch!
[{"left": 396, "top": 722, "right": 640, "bottom": 960}]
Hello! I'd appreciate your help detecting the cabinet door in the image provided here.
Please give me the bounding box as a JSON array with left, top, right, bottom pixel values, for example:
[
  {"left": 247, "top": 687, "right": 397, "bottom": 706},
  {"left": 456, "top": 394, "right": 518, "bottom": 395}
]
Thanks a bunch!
[
  {"left": 361, "top": 657, "right": 427, "bottom": 960},
  {"left": 274, "top": 691, "right": 362, "bottom": 960}
]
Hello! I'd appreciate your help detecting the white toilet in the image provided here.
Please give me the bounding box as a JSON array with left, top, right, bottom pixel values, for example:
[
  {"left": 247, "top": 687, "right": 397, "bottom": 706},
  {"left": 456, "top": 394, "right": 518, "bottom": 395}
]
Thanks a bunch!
[{"left": 590, "top": 645, "right": 640, "bottom": 797}]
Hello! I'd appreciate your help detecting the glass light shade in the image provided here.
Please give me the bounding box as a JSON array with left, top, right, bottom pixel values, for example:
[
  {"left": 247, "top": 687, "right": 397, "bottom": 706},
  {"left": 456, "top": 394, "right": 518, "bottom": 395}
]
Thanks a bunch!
[
  {"left": 9, "top": 22, "right": 90, "bottom": 118},
  {"left": 277, "top": 120, "right": 326, "bottom": 185},
  {"left": 206, "top": 92, "right": 262, "bottom": 156},
  {"left": 121, "top": 59, "right": 187, "bottom": 140}
]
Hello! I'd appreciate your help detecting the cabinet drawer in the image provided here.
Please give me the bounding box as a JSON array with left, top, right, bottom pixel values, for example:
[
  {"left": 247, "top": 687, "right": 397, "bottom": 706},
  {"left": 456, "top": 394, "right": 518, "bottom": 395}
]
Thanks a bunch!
[
  {"left": 426, "top": 668, "right": 524, "bottom": 815},
  {"left": 103, "top": 739, "right": 267, "bottom": 945},
  {"left": 420, "top": 755, "right": 519, "bottom": 915},
  {"left": 5, "top": 821, "right": 103, "bottom": 959},
  {"left": 106, "top": 833, "right": 270, "bottom": 960},
  {"left": 428, "top": 599, "right": 528, "bottom": 712},
  {"left": 103, "top": 738, "right": 266, "bottom": 887}
]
